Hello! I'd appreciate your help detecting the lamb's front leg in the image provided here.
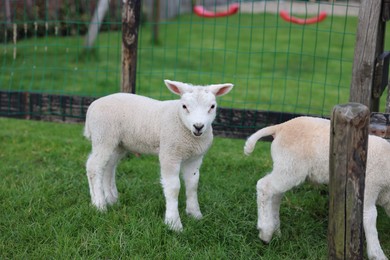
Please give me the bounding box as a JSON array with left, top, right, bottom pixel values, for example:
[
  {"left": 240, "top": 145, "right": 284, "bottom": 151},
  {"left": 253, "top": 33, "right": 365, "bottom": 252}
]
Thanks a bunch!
[
  {"left": 160, "top": 157, "right": 183, "bottom": 231},
  {"left": 182, "top": 156, "right": 204, "bottom": 219}
]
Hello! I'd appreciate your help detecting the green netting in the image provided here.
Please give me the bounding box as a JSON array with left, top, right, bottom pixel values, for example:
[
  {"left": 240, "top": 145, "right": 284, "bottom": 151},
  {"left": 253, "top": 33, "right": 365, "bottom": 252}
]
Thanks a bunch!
[
  {"left": 137, "top": 0, "right": 361, "bottom": 116},
  {"left": 0, "top": 0, "right": 388, "bottom": 121},
  {"left": 1, "top": 0, "right": 122, "bottom": 97}
]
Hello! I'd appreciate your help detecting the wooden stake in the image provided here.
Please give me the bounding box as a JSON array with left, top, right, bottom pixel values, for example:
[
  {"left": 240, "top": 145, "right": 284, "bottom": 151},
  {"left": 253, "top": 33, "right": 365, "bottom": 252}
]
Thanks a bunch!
[
  {"left": 328, "top": 103, "right": 369, "bottom": 260},
  {"left": 121, "top": 0, "right": 141, "bottom": 93}
]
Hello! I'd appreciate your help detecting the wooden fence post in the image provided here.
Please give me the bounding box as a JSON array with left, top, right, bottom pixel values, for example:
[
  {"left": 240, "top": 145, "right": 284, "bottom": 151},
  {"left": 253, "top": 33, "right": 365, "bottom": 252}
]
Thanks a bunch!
[
  {"left": 328, "top": 103, "right": 370, "bottom": 260},
  {"left": 121, "top": 0, "right": 141, "bottom": 93},
  {"left": 350, "top": 0, "right": 384, "bottom": 111}
]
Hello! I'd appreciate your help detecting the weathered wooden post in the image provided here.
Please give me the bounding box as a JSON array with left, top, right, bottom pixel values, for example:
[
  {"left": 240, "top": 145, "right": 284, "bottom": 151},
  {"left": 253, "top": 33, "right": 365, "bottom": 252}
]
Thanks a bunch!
[
  {"left": 121, "top": 0, "right": 141, "bottom": 93},
  {"left": 328, "top": 103, "right": 370, "bottom": 260},
  {"left": 350, "top": 0, "right": 390, "bottom": 112}
]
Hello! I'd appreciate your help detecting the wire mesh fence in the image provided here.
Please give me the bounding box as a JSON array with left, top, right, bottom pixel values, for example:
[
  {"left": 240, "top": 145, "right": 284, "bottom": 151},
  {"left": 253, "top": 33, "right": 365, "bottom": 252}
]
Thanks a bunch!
[{"left": 0, "top": 0, "right": 387, "bottom": 136}]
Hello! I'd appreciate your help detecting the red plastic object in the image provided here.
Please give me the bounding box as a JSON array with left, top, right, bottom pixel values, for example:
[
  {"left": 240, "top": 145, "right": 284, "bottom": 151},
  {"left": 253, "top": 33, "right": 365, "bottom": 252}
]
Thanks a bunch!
[
  {"left": 279, "top": 10, "right": 327, "bottom": 25},
  {"left": 193, "top": 3, "right": 239, "bottom": 18}
]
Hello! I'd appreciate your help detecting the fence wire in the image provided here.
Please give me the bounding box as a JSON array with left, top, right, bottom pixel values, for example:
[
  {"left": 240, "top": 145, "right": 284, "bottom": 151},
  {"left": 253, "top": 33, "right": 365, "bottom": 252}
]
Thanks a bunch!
[{"left": 0, "top": 0, "right": 386, "bottom": 131}]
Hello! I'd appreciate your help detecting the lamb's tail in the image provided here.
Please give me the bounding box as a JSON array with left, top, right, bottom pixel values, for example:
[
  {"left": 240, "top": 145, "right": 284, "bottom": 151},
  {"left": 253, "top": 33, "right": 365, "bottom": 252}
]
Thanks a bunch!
[
  {"left": 244, "top": 125, "right": 279, "bottom": 155},
  {"left": 83, "top": 120, "right": 91, "bottom": 140},
  {"left": 83, "top": 104, "right": 93, "bottom": 140}
]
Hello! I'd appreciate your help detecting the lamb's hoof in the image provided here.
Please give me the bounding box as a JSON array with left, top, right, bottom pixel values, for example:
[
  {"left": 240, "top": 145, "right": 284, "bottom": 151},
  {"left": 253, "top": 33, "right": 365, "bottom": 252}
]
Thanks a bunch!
[
  {"left": 244, "top": 144, "right": 254, "bottom": 155},
  {"left": 186, "top": 209, "right": 203, "bottom": 220},
  {"left": 258, "top": 230, "right": 273, "bottom": 244},
  {"left": 105, "top": 195, "right": 118, "bottom": 205},
  {"left": 261, "top": 239, "right": 270, "bottom": 245},
  {"left": 92, "top": 201, "right": 107, "bottom": 212},
  {"left": 367, "top": 249, "right": 388, "bottom": 260},
  {"left": 165, "top": 218, "right": 183, "bottom": 232}
]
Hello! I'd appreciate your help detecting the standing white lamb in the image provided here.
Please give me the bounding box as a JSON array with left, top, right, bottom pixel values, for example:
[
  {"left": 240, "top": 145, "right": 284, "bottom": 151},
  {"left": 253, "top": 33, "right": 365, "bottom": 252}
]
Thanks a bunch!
[
  {"left": 244, "top": 116, "right": 390, "bottom": 260},
  {"left": 84, "top": 79, "right": 233, "bottom": 231}
]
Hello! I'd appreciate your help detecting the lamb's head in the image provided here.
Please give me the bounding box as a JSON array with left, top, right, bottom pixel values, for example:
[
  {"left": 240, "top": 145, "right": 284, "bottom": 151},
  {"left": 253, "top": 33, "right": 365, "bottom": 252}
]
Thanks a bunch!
[{"left": 164, "top": 79, "right": 233, "bottom": 137}]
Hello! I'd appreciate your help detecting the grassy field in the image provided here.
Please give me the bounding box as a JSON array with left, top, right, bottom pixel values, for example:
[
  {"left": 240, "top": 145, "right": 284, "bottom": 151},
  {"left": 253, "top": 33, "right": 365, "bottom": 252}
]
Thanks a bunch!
[
  {"left": 1, "top": 6, "right": 390, "bottom": 259},
  {"left": 1, "top": 12, "right": 376, "bottom": 116},
  {"left": 1, "top": 117, "right": 389, "bottom": 259}
]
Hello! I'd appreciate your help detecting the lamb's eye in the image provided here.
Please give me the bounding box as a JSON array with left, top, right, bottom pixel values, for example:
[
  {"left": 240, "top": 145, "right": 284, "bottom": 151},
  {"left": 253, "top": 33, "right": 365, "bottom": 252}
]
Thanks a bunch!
[
  {"left": 182, "top": 104, "right": 187, "bottom": 110},
  {"left": 208, "top": 104, "right": 216, "bottom": 113}
]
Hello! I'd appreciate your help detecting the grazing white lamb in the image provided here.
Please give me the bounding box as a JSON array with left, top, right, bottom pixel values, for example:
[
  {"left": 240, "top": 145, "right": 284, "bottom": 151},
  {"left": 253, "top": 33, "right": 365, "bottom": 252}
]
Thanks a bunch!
[
  {"left": 244, "top": 116, "right": 390, "bottom": 260},
  {"left": 84, "top": 79, "right": 233, "bottom": 231}
]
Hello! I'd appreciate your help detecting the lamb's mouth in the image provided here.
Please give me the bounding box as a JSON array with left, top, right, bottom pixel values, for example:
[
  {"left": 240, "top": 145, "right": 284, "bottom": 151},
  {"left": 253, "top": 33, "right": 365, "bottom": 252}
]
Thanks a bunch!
[{"left": 193, "top": 131, "right": 203, "bottom": 137}]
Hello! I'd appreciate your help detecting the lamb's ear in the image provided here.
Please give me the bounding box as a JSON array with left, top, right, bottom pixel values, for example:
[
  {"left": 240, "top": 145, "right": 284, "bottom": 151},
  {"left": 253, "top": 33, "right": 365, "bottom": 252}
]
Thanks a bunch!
[
  {"left": 164, "top": 79, "right": 190, "bottom": 96},
  {"left": 207, "top": 83, "right": 234, "bottom": 97}
]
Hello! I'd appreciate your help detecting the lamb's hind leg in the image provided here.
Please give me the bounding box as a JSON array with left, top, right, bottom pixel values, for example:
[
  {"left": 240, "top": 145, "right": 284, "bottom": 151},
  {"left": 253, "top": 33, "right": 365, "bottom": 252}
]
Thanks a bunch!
[
  {"left": 86, "top": 146, "right": 115, "bottom": 210},
  {"left": 182, "top": 156, "right": 204, "bottom": 219},
  {"left": 378, "top": 189, "right": 390, "bottom": 217},
  {"left": 102, "top": 147, "right": 126, "bottom": 205},
  {"left": 271, "top": 192, "right": 283, "bottom": 237},
  {"left": 364, "top": 193, "right": 388, "bottom": 260},
  {"left": 257, "top": 168, "right": 305, "bottom": 243}
]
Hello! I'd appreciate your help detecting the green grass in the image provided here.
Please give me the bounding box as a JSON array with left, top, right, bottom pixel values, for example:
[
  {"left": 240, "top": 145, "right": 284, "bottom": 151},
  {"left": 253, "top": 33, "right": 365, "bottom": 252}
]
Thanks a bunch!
[
  {"left": 1, "top": 8, "right": 390, "bottom": 258},
  {"left": 3, "top": 11, "right": 388, "bottom": 116},
  {"left": 1, "top": 117, "right": 389, "bottom": 259}
]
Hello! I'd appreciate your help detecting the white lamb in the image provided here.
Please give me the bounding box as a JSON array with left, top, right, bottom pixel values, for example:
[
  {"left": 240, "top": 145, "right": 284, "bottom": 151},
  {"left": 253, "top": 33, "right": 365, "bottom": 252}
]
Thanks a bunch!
[
  {"left": 84, "top": 79, "right": 233, "bottom": 231},
  {"left": 244, "top": 116, "right": 390, "bottom": 260}
]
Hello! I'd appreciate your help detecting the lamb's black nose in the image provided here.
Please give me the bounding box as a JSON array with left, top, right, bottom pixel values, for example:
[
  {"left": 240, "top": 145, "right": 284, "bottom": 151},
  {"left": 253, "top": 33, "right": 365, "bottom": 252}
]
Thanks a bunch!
[{"left": 194, "top": 124, "right": 204, "bottom": 131}]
